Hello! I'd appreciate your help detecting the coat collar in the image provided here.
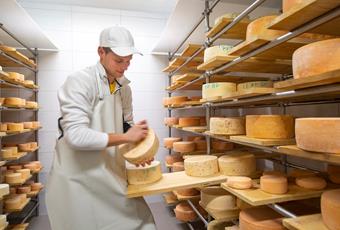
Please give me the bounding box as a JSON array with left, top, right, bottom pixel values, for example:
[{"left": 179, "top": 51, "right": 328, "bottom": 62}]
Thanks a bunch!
[{"left": 96, "top": 61, "right": 130, "bottom": 86}]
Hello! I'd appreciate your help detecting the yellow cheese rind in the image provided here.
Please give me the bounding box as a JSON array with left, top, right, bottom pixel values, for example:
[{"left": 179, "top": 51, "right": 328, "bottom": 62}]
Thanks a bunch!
[
  {"left": 201, "top": 186, "right": 236, "bottom": 211},
  {"left": 295, "top": 176, "right": 327, "bottom": 190},
  {"left": 260, "top": 175, "right": 288, "bottom": 195},
  {"left": 202, "top": 82, "right": 236, "bottom": 99},
  {"left": 184, "top": 155, "right": 218, "bottom": 177},
  {"left": 7, "top": 72, "right": 24, "bottom": 82},
  {"left": 246, "top": 15, "right": 285, "bottom": 40},
  {"left": 172, "top": 162, "right": 184, "bottom": 172},
  {"left": 321, "top": 189, "right": 340, "bottom": 230},
  {"left": 218, "top": 152, "right": 256, "bottom": 176},
  {"left": 0, "top": 184, "right": 10, "bottom": 197},
  {"left": 210, "top": 117, "right": 245, "bottom": 135},
  {"left": 237, "top": 81, "right": 273, "bottom": 92},
  {"left": 126, "top": 161, "right": 162, "bottom": 185},
  {"left": 174, "top": 202, "right": 197, "bottom": 222},
  {"left": 204, "top": 45, "right": 233, "bottom": 63}
]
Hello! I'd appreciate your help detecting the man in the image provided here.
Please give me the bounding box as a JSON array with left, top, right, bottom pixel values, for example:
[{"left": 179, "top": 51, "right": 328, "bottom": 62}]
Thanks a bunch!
[{"left": 46, "top": 26, "right": 156, "bottom": 230}]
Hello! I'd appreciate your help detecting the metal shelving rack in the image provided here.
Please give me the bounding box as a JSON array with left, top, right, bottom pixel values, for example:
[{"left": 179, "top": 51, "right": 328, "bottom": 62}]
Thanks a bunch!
[{"left": 164, "top": 0, "right": 340, "bottom": 228}]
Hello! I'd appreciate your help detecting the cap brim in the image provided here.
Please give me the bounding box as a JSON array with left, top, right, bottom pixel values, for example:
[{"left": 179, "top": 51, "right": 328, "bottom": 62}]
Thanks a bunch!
[{"left": 110, "top": 47, "right": 143, "bottom": 56}]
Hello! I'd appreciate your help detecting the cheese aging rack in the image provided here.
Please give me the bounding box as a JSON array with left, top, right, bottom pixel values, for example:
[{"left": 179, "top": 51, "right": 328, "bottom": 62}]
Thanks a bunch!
[{"left": 163, "top": 0, "right": 340, "bottom": 228}]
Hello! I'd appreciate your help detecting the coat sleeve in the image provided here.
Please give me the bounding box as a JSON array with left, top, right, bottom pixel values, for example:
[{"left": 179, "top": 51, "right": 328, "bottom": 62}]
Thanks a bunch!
[
  {"left": 58, "top": 72, "right": 108, "bottom": 151},
  {"left": 121, "top": 84, "right": 134, "bottom": 125}
]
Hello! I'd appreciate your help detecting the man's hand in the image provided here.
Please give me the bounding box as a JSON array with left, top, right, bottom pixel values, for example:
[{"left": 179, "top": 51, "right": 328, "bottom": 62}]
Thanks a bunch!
[
  {"left": 135, "top": 157, "right": 154, "bottom": 167},
  {"left": 124, "top": 120, "right": 148, "bottom": 143}
]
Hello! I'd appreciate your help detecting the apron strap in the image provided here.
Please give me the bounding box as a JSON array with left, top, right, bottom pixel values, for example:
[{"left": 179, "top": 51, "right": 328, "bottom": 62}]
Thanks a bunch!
[{"left": 57, "top": 117, "right": 64, "bottom": 140}]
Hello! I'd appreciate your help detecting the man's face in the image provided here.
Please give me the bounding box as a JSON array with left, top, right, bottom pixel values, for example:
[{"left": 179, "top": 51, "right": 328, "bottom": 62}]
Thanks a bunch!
[{"left": 98, "top": 47, "right": 132, "bottom": 78}]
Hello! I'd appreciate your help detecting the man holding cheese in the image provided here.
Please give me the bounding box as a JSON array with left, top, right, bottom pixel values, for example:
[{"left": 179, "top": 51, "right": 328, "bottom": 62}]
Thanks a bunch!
[{"left": 46, "top": 26, "right": 156, "bottom": 230}]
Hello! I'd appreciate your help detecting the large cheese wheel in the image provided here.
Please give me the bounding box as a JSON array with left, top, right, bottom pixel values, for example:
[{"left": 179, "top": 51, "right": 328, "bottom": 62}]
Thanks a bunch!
[
  {"left": 5, "top": 196, "right": 22, "bottom": 210},
  {"left": 31, "top": 182, "right": 43, "bottom": 191},
  {"left": 295, "top": 118, "right": 340, "bottom": 154},
  {"left": 176, "top": 188, "right": 200, "bottom": 196},
  {"left": 2, "top": 147, "right": 18, "bottom": 155},
  {"left": 204, "top": 45, "right": 233, "bottom": 63},
  {"left": 260, "top": 175, "right": 288, "bottom": 195},
  {"left": 164, "top": 117, "right": 179, "bottom": 126},
  {"left": 7, "top": 72, "right": 24, "bottom": 82},
  {"left": 4, "top": 97, "right": 25, "bottom": 107},
  {"left": 174, "top": 202, "right": 197, "bottom": 222},
  {"left": 18, "top": 143, "right": 32, "bottom": 152},
  {"left": 246, "top": 16, "right": 286, "bottom": 40},
  {"left": 237, "top": 81, "right": 273, "bottom": 93},
  {"left": 293, "top": 38, "right": 340, "bottom": 79},
  {"left": 246, "top": 115, "right": 295, "bottom": 139},
  {"left": 202, "top": 82, "right": 236, "bottom": 99},
  {"left": 7, "top": 123, "right": 24, "bottom": 132},
  {"left": 327, "top": 165, "right": 340, "bottom": 184},
  {"left": 165, "top": 154, "right": 183, "bottom": 165},
  {"left": 172, "top": 162, "right": 184, "bottom": 172},
  {"left": 163, "top": 137, "right": 182, "bottom": 149},
  {"left": 0, "top": 184, "right": 9, "bottom": 197},
  {"left": 173, "top": 141, "right": 195, "bottom": 153},
  {"left": 16, "top": 169, "right": 31, "bottom": 180},
  {"left": 23, "top": 122, "right": 33, "bottom": 129},
  {"left": 194, "top": 139, "right": 207, "bottom": 151},
  {"left": 211, "top": 140, "right": 233, "bottom": 151},
  {"left": 5, "top": 173, "right": 22, "bottom": 184},
  {"left": 184, "top": 155, "right": 218, "bottom": 177},
  {"left": 295, "top": 176, "right": 327, "bottom": 190},
  {"left": 126, "top": 161, "right": 162, "bottom": 185},
  {"left": 178, "top": 117, "right": 201, "bottom": 127},
  {"left": 239, "top": 206, "right": 285, "bottom": 230},
  {"left": 227, "top": 176, "right": 252, "bottom": 190},
  {"left": 218, "top": 152, "right": 256, "bottom": 176},
  {"left": 321, "top": 189, "right": 340, "bottom": 230},
  {"left": 210, "top": 117, "right": 245, "bottom": 135},
  {"left": 168, "top": 96, "right": 188, "bottom": 105},
  {"left": 121, "top": 129, "right": 159, "bottom": 164},
  {"left": 282, "top": 0, "right": 304, "bottom": 13},
  {"left": 201, "top": 186, "right": 236, "bottom": 211}
]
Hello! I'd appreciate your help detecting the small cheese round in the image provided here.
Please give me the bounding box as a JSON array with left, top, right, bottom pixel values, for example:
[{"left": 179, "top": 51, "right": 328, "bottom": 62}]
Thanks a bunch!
[
  {"left": 173, "top": 141, "right": 195, "bottom": 153},
  {"left": 260, "top": 175, "right": 288, "bottom": 195},
  {"left": 164, "top": 117, "right": 179, "bottom": 126},
  {"left": 184, "top": 155, "right": 219, "bottom": 177},
  {"left": 246, "top": 115, "right": 295, "bottom": 139},
  {"left": 18, "top": 143, "right": 32, "bottom": 152},
  {"left": 218, "top": 152, "right": 256, "bottom": 176},
  {"left": 194, "top": 140, "right": 207, "bottom": 151},
  {"left": 295, "top": 176, "right": 327, "bottom": 190},
  {"left": 31, "top": 182, "right": 43, "bottom": 191},
  {"left": 172, "top": 162, "right": 184, "bottom": 172},
  {"left": 246, "top": 15, "right": 286, "bottom": 40},
  {"left": 178, "top": 117, "right": 201, "bottom": 127},
  {"left": 327, "top": 165, "right": 340, "bottom": 184},
  {"left": 203, "top": 45, "right": 233, "bottom": 63},
  {"left": 163, "top": 137, "right": 182, "bottom": 149},
  {"left": 201, "top": 186, "right": 236, "bottom": 211},
  {"left": 174, "top": 202, "right": 197, "bottom": 222},
  {"left": 210, "top": 117, "right": 245, "bottom": 135},
  {"left": 126, "top": 161, "right": 162, "bottom": 185},
  {"left": 1, "top": 149, "right": 13, "bottom": 158},
  {"left": 23, "top": 163, "right": 39, "bottom": 171},
  {"left": 211, "top": 140, "right": 234, "bottom": 151},
  {"left": 165, "top": 154, "right": 183, "bottom": 165},
  {"left": 176, "top": 188, "right": 200, "bottom": 196},
  {"left": 7, "top": 123, "right": 24, "bottom": 131},
  {"left": 227, "top": 176, "right": 252, "bottom": 190},
  {"left": 202, "top": 82, "right": 236, "bottom": 99},
  {"left": 237, "top": 81, "right": 273, "bottom": 93},
  {"left": 283, "top": 0, "right": 304, "bottom": 13},
  {"left": 321, "top": 189, "right": 340, "bottom": 230}
]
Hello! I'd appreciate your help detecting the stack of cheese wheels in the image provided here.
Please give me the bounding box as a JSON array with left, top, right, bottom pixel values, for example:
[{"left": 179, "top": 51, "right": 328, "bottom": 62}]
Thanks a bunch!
[
  {"left": 211, "top": 140, "right": 234, "bottom": 151},
  {"left": 164, "top": 117, "right": 179, "bottom": 126},
  {"left": 0, "top": 184, "right": 9, "bottom": 197},
  {"left": 7, "top": 123, "right": 24, "bottom": 132},
  {"left": 194, "top": 139, "right": 207, "bottom": 151},
  {"left": 203, "top": 45, "right": 233, "bottom": 63},
  {"left": 25, "top": 101, "right": 38, "bottom": 109},
  {"left": 174, "top": 202, "right": 197, "bottom": 222},
  {"left": 293, "top": 39, "right": 340, "bottom": 79},
  {"left": 0, "top": 123, "right": 7, "bottom": 132},
  {"left": 173, "top": 141, "right": 195, "bottom": 153},
  {"left": 237, "top": 81, "right": 273, "bottom": 93},
  {"left": 295, "top": 118, "right": 340, "bottom": 154},
  {"left": 126, "top": 161, "right": 162, "bottom": 185},
  {"left": 4, "top": 97, "right": 25, "bottom": 107},
  {"left": 8, "top": 72, "right": 25, "bottom": 82},
  {"left": 178, "top": 117, "right": 201, "bottom": 127},
  {"left": 32, "top": 121, "right": 40, "bottom": 129},
  {"left": 122, "top": 129, "right": 159, "bottom": 164},
  {"left": 246, "top": 115, "right": 295, "bottom": 139},
  {"left": 321, "top": 189, "right": 340, "bottom": 230},
  {"left": 227, "top": 176, "right": 253, "bottom": 190},
  {"left": 163, "top": 137, "right": 182, "bottom": 149},
  {"left": 202, "top": 82, "right": 236, "bottom": 99},
  {"left": 260, "top": 175, "right": 288, "bottom": 194},
  {"left": 218, "top": 151, "right": 256, "bottom": 176},
  {"left": 23, "top": 122, "right": 33, "bottom": 129},
  {"left": 327, "top": 164, "right": 340, "bottom": 184},
  {"left": 295, "top": 176, "right": 327, "bottom": 190},
  {"left": 184, "top": 155, "right": 218, "bottom": 177},
  {"left": 165, "top": 154, "right": 183, "bottom": 165},
  {"left": 282, "top": 0, "right": 304, "bottom": 13},
  {"left": 176, "top": 187, "right": 200, "bottom": 197},
  {"left": 214, "top": 13, "right": 250, "bottom": 25},
  {"left": 201, "top": 186, "right": 237, "bottom": 211},
  {"left": 239, "top": 206, "right": 285, "bottom": 230},
  {"left": 168, "top": 96, "right": 188, "bottom": 105},
  {"left": 210, "top": 117, "right": 245, "bottom": 135},
  {"left": 172, "top": 162, "right": 184, "bottom": 172}
]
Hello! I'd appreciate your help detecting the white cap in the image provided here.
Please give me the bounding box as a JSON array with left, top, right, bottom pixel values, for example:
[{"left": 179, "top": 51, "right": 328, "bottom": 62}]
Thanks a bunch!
[{"left": 99, "top": 26, "right": 142, "bottom": 56}]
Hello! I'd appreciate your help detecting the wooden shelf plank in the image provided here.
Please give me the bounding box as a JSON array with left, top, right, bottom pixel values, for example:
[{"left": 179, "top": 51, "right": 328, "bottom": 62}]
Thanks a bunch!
[
  {"left": 180, "top": 44, "right": 204, "bottom": 57},
  {"left": 230, "top": 135, "right": 296, "bottom": 146},
  {"left": 126, "top": 171, "right": 227, "bottom": 198},
  {"left": 182, "top": 126, "right": 207, "bottom": 133},
  {"left": 283, "top": 214, "right": 328, "bottom": 230},
  {"left": 163, "top": 56, "right": 203, "bottom": 73},
  {"left": 206, "top": 17, "right": 251, "bottom": 39},
  {"left": 199, "top": 201, "right": 239, "bottom": 221}
]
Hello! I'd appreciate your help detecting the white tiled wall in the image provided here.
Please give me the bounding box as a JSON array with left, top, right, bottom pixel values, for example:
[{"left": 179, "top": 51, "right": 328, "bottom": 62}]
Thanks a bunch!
[{"left": 18, "top": 1, "right": 170, "bottom": 214}]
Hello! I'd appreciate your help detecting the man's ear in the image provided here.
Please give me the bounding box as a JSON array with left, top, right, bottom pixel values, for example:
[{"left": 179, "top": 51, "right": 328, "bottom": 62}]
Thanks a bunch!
[{"left": 98, "top": 47, "right": 105, "bottom": 57}]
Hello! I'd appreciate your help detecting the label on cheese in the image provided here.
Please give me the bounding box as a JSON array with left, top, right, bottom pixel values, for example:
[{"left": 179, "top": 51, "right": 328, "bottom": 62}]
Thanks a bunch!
[
  {"left": 184, "top": 155, "right": 218, "bottom": 177},
  {"left": 237, "top": 81, "right": 273, "bottom": 92},
  {"left": 202, "top": 82, "right": 236, "bottom": 99},
  {"left": 173, "top": 141, "right": 196, "bottom": 153},
  {"left": 210, "top": 117, "right": 245, "bottom": 135},
  {"left": 204, "top": 45, "right": 233, "bottom": 63},
  {"left": 126, "top": 160, "right": 162, "bottom": 185}
]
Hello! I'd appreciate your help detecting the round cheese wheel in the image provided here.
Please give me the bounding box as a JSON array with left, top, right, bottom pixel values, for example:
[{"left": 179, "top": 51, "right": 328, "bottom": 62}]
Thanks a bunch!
[
  {"left": 227, "top": 176, "right": 252, "bottom": 189},
  {"left": 25, "top": 101, "right": 38, "bottom": 109},
  {"left": 0, "top": 123, "right": 7, "bottom": 132},
  {"left": 176, "top": 188, "right": 200, "bottom": 196},
  {"left": 172, "top": 162, "right": 184, "bottom": 172},
  {"left": 16, "top": 169, "right": 31, "bottom": 179},
  {"left": 1, "top": 149, "right": 12, "bottom": 158},
  {"left": 187, "top": 136, "right": 204, "bottom": 141},
  {"left": 23, "top": 122, "right": 33, "bottom": 129},
  {"left": 174, "top": 202, "right": 197, "bottom": 222},
  {"left": 204, "top": 45, "right": 233, "bottom": 63},
  {"left": 239, "top": 206, "right": 285, "bottom": 230},
  {"left": 246, "top": 16, "right": 286, "bottom": 40},
  {"left": 260, "top": 175, "right": 288, "bottom": 195},
  {"left": 5, "top": 97, "right": 25, "bottom": 106},
  {"left": 178, "top": 117, "right": 201, "bottom": 127},
  {"left": 295, "top": 176, "right": 327, "bottom": 190},
  {"left": 24, "top": 80, "right": 34, "bottom": 85},
  {"left": 17, "top": 186, "right": 31, "bottom": 194},
  {"left": 293, "top": 38, "right": 340, "bottom": 79},
  {"left": 327, "top": 165, "right": 340, "bottom": 184},
  {"left": 214, "top": 13, "right": 250, "bottom": 25},
  {"left": 168, "top": 96, "right": 188, "bottom": 105},
  {"left": 283, "top": 0, "right": 305, "bottom": 13},
  {"left": 321, "top": 189, "right": 340, "bottom": 230},
  {"left": 165, "top": 154, "right": 183, "bottom": 165},
  {"left": 210, "top": 117, "right": 245, "bottom": 135},
  {"left": 201, "top": 186, "right": 236, "bottom": 211},
  {"left": 237, "top": 81, "right": 273, "bottom": 93},
  {"left": 211, "top": 140, "right": 234, "bottom": 151},
  {"left": 163, "top": 137, "right": 182, "bottom": 149},
  {"left": 5, "top": 196, "right": 22, "bottom": 209},
  {"left": 126, "top": 161, "right": 162, "bottom": 185},
  {"left": 194, "top": 139, "right": 207, "bottom": 151},
  {"left": 164, "top": 117, "right": 179, "bottom": 126},
  {"left": 7, "top": 123, "right": 24, "bottom": 131},
  {"left": 23, "top": 163, "right": 38, "bottom": 171},
  {"left": 0, "top": 184, "right": 9, "bottom": 197},
  {"left": 202, "top": 82, "right": 236, "bottom": 99},
  {"left": 32, "top": 121, "right": 40, "bottom": 129},
  {"left": 246, "top": 115, "right": 295, "bottom": 139},
  {"left": 7, "top": 72, "right": 24, "bottom": 82},
  {"left": 218, "top": 152, "right": 256, "bottom": 176},
  {"left": 173, "top": 141, "right": 195, "bottom": 153},
  {"left": 29, "top": 142, "right": 38, "bottom": 149},
  {"left": 5, "top": 173, "right": 22, "bottom": 184},
  {"left": 184, "top": 155, "right": 218, "bottom": 177},
  {"left": 295, "top": 118, "right": 340, "bottom": 154},
  {"left": 18, "top": 143, "right": 32, "bottom": 152},
  {"left": 122, "top": 129, "right": 159, "bottom": 164},
  {"left": 31, "top": 182, "right": 43, "bottom": 191}
]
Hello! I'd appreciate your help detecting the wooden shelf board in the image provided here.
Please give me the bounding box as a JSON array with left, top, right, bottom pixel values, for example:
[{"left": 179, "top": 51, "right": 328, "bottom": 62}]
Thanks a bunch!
[
  {"left": 173, "top": 190, "right": 200, "bottom": 201},
  {"left": 230, "top": 135, "right": 296, "bottom": 146},
  {"left": 6, "top": 129, "right": 31, "bottom": 135},
  {"left": 162, "top": 193, "right": 178, "bottom": 205},
  {"left": 199, "top": 201, "right": 240, "bottom": 221},
  {"left": 283, "top": 214, "right": 328, "bottom": 230},
  {"left": 4, "top": 198, "right": 31, "bottom": 213},
  {"left": 176, "top": 73, "right": 201, "bottom": 82},
  {"left": 163, "top": 56, "right": 203, "bottom": 73},
  {"left": 180, "top": 44, "right": 204, "bottom": 57},
  {"left": 206, "top": 17, "right": 251, "bottom": 39},
  {"left": 126, "top": 171, "right": 228, "bottom": 198},
  {"left": 0, "top": 46, "right": 36, "bottom": 68},
  {"left": 182, "top": 126, "right": 207, "bottom": 133}
]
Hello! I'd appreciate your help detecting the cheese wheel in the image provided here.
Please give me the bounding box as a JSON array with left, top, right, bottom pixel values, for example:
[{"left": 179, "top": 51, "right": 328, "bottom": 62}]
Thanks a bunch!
[
  {"left": 168, "top": 96, "right": 188, "bottom": 105},
  {"left": 5, "top": 196, "right": 22, "bottom": 209},
  {"left": 16, "top": 169, "right": 30, "bottom": 180},
  {"left": 296, "top": 118, "right": 340, "bottom": 154},
  {"left": 0, "top": 97, "right": 4, "bottom": 106},
  {"left": 263, "top": 171, "right": 286, "bottom": 177},
  {"left": 227, "top": 176, "right": 252, "bottom": 189},
  {"left": 0, "top": 123, "right": 7, "bottom": 132},
  {"left": 173, "top": 141, "right": 195, "bottom": 153},
  {"left": 23, "top": 122, "right": 33, "bottom": 129},
  {"left": 246, "top": 115, "right": 295, "bottom": 139},
  {"left": 163, "top": 137, "right": 182, "bottom": 149},
  {"left": 164, "top": 117, "right": 179, "bottom": 126},
  {"left": 126, "top": 161, "right": 162, "bottom": 185},
  {"left": 246, "top": 16, "right": 286, "bottom": 40},
  {"left": 17, "top": 186, "right": 31, "bottom": 194},
  {"left": 1, "top": 149, "right": 13, "bottom": 158},
  {"left": 24, "top": 80, "right": 34, "bottom": 85},
  {"left": 121, "top": 129, "right": 159, "bottom": 164},
  {"left": 32, "top": 121, "right": 40, "bottom": 129},
  {"left": 211, "top": 140, "right": 234, "bottom": 151},
  {"left": 239, "top": 206, "right": 285, "bottom": 230},
  {"left": 328, "top": 165, "right": 340, "bottom": 184},
  {"left": 7, "top": 72, "right": 24, "bottom": 82},
  {"left": 184, "top": 155, "right": 218, "bottom": 177},
  {"left": 288, "top": 168, "right": 316, "bottom": 179},
  {"left": 210, "top": 117, "right": 245, "bottom": 135},
  {"left": 31, "top": 182, "right": 43, "bottom": 191},
  {"left": 165, "top": 154, "right": 183, "bottom": 165},
  {"left": 174, "top": 202, "right": 197, "bottom": 222},
  {"left": 260, "top": 175, "right": 288, "bottom": 194},
  {"left": 4, "top": 97, "right": 25, "bottom": 107},
  {"left": 8, "top": 165, "right": 22, "bottom": 170},
  {"left": 0, "top": 184, "right": 9, "bottom": 197},
  {"left": 218, "top": 152, "right": 256, "bottom": 176},
  {"left": 172, "top": 162, "right": 184, "bottom": 172},
  {"left": 25, "top": 101, "right": 38, "bottom": 109},
  {"left": 202, "top": 82, "right": 236, "bottom": 99},
  {"left": 204, "top": 45, "right": 233, "bottom": 63},
  {"left": 176, "top": 188, "right": 200, "bottom": 196},
  {"left": 236, "top": 198, "right": 253, "bottom": 210},
  {"left": 23, "top": 163, "right": 38, "bottom": 171},
  {"left": 295, "top": 176, "right": 327, "bottom": 190},
  {"left": 194, "top": 140, "right": 207, "bottom": 151},
  {"left": 7, "top": 123, "right": 24, "bottom": 131},
  {"left": 18, "top": 143, "right": 32, "bottom": 152},
  {"left": 5, "top": 173, "right": 22, "bottom": 184},
  {"left": 162, "top": 97, "right": 170, "bottom": 106},
  {"left": 282, "top": 0, "right": 304, "bottom": 13},
  {"left": 237, "top": 81, "right": 273, "bottom": 93},
  {"left": 29, "top": 142, "right": 38, "bottom": 149},
  {"left": 321, "top": 189, "right": 340, "bottom": 230},
  {"left": 201, "top": 186, "right": 236, "bottom": 211},
  {"left": 293, "top": 39, "right": 340, "bottom": 79},
  {"left": 178, "top": 117, "right": 201, "bottom": 127}
]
